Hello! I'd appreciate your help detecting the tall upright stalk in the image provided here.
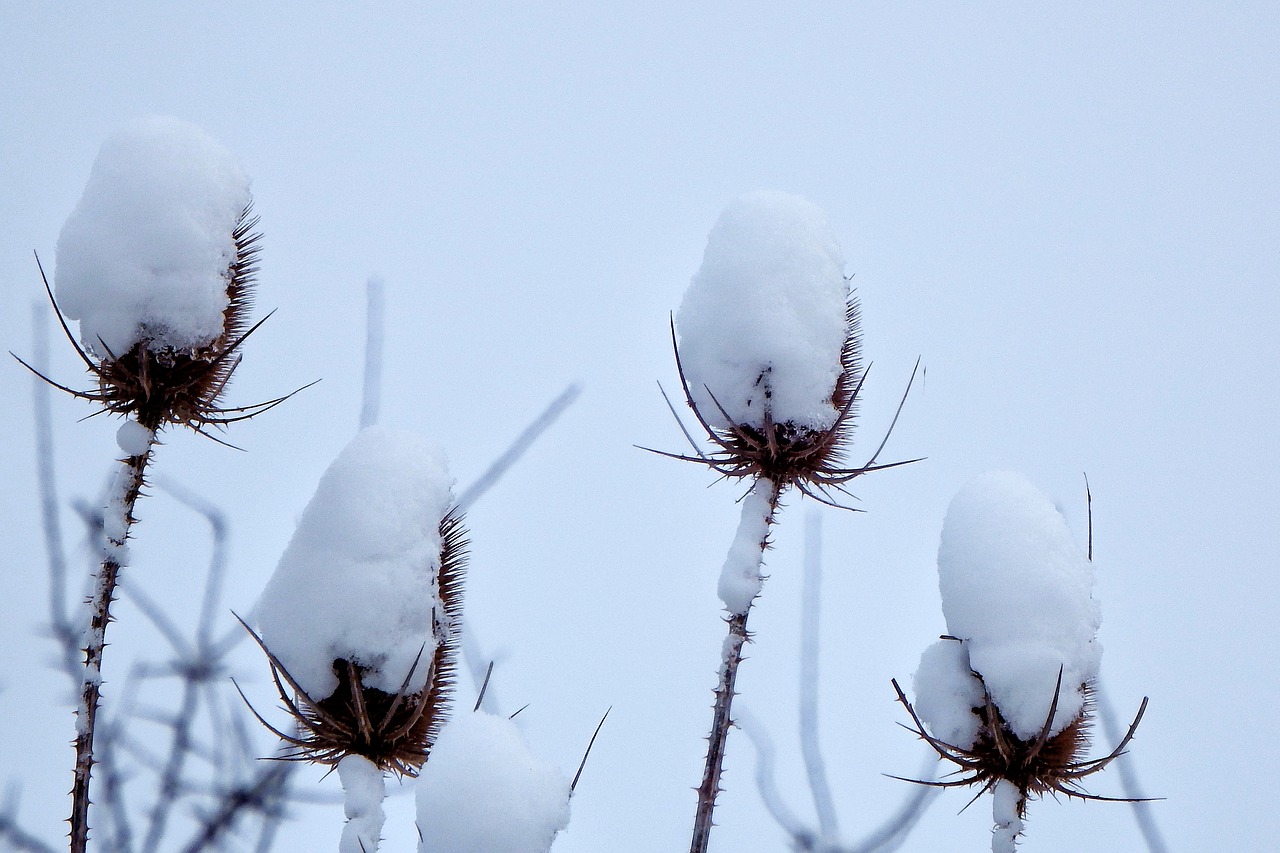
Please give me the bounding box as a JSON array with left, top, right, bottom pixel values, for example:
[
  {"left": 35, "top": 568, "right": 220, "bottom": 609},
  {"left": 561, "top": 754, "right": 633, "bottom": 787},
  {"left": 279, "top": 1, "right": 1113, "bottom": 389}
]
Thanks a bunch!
[
  {"left": 691, "top": 477, "right": 784, "bottom": 853},
  {"left": 72, "top": 432, "right": 157, "bottom": 852}
]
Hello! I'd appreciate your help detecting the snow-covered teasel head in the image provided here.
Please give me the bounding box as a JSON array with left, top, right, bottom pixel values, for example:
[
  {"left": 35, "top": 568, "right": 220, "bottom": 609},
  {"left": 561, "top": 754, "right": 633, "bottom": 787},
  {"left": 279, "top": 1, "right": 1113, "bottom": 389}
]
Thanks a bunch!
[
  {"left": 416, "top": 711, "right": 571, "bottom": 853},
  {"left": 38, "top": 116, "right": 265, "bottom": 431},
  {"left": 892, "top": 472, "right": 1151, "bottom": 832},
  {"left": 937, "top": 471, "right": 1101, "bottom": 739},
  {"left": 669, "top": 191, "right": 868, "bottom": 493},
  {"left": 248, "top": 427, "right": 466, "bottom": 775}
]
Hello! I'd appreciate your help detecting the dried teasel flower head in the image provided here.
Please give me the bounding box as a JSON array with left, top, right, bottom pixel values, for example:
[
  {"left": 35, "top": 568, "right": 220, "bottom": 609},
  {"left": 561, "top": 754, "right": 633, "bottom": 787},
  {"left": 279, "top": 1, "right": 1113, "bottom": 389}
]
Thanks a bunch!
[
  {"left": 25, "top": 117, "right": 275, "bottom": 433},
  {"left": 660, "top": 192, "right": 915, "bottom": 503},
  {"left": 892, "top": 473, "right": 1151, "bottom": 822},
  {"left": 244, "top": 427, "right": 466, "bottom": 775}
]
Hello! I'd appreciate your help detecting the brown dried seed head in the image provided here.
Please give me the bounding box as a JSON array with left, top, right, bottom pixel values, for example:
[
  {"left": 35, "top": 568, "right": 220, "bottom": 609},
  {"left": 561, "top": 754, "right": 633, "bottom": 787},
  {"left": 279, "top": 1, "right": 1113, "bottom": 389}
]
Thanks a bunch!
[{"left": 243, "top": 511, "right": 467, "bottom": 776}]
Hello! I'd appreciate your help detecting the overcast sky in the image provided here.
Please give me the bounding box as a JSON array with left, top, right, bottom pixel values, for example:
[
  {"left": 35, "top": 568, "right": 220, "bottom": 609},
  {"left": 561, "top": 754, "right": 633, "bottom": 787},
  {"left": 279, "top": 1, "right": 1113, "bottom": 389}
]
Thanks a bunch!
[{"left": 3, "top": 3, "right": 1278, "bottom": 851}]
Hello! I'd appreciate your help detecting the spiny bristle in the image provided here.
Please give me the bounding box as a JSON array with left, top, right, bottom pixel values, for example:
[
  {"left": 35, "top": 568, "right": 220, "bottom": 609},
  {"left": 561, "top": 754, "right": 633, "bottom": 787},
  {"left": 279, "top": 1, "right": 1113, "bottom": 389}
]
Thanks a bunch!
[
  {"left": 891, "top": 672, "right": 1149, "bottom": 811},
  {"left": 438, "top": 510, "right": 468, "bottom": 621},
  {"left": 222, "top": 204, "right": 261, "bottom": 348},
  {"left": 830, "top": 296, "right": 864, "bottom": 419}
]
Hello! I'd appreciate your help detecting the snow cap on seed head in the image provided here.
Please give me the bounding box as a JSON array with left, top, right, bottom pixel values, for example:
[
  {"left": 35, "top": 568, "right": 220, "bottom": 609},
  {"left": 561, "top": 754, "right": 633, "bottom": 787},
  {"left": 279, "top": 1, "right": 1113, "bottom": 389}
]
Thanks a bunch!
[
  {"left": 56, "top": 116, "right": 253, "bottom": 357},
  {"left": 676, "top": 191, "right": 852, "bottom": 433},
  {"left": 416, "top": 711, "right": 571, "bottom": 853},
  {"left": 669, "top": 192, "right": 865, "bottom": 492},
  {"left": 928, "top": 471, "right": 1101, "bottom": 741},
  {"left": 49, "top": 116, "right": 262, "bottom": 431}
]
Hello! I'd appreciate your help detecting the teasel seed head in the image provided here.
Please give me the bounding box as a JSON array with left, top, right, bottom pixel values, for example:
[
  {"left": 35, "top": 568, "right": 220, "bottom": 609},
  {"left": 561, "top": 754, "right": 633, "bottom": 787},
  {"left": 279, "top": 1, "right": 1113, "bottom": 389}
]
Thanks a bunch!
[
  {"left": 15, "top": 117, "right": 290, "bottom": 435},
  {"left": 892, "top": 473, "right": 1152, "bottom": 816},
  {"left": 242, "top": 512, "right": 465, "bottom": 774},
  {"left": 247, "top": 427, "right": 466, "bottom": 775},
  {"left": 653, "top": 192, "right": 917, "bottom": 504}
]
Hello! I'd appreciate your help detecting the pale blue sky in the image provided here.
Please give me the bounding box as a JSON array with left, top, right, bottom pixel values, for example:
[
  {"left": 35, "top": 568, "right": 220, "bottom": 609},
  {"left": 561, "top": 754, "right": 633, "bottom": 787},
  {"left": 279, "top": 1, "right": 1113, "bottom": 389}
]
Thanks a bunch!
[{"left": 3, "top": 4, "right": 1277, "bottom": 850}]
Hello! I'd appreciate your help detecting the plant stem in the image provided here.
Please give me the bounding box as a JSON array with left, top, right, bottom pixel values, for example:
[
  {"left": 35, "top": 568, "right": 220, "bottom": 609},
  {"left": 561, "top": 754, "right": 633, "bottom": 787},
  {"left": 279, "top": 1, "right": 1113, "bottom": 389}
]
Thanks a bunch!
[
  {"left": 990, "top": 779, "right": 1025, "bottom": 853},
  {"left": 71, "top": 435, "right": 155, "bottom": 853},
  {"left": 691, "top": 478, "right": 783, "bottom": 853},
  {"left": 338, "top": 755, "right": 385, "bottom": 853}
]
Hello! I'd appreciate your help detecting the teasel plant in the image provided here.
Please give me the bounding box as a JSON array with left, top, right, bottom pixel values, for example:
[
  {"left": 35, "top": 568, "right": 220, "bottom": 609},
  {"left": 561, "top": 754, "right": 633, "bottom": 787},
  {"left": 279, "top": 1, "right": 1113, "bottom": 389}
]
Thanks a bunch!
[
  {"left": 4, "top": 116, "right": 303, "bottom": 853},
  {"left": 242, "top": 426, "right": 467, "bottom": 853},
  {"left": 891, "top": 472, "right": 1154, "bottom": 852},
  {"left": 649, "top": 191, "right": 919, "bottom": 853}
]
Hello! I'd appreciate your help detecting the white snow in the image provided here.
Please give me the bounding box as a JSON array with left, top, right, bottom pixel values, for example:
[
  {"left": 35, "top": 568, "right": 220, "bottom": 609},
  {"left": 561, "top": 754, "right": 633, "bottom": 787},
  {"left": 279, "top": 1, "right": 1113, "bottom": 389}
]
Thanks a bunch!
[
  {"left": 934, "top": 471, "right": 1100, "bottom": 740},
  {"left": 675, "top": 191, "right": 850, "bottom": 432},
  {"left": 911, "top": 638, "right": 984, "bottom": 750},
  {"left": 257, "top": 426, "right": 456, "bottom": 700},
  {"left": 990, "top": 779, "right": 1023, "bottom": 853},
  {"left": 55, "top": 116, "right": 252, "bottom": 358},
  {"left": 717, "top": 480, "right": 775, "bottom": 614},
  {"left": 416, "top": 711, "right": 571, "bottom": 853},
  {"left": 338, "top": 755, "right": 386, "bottom": 853},
  {"left": 115, "top": 420, "right": 153, "bottom": 457}
]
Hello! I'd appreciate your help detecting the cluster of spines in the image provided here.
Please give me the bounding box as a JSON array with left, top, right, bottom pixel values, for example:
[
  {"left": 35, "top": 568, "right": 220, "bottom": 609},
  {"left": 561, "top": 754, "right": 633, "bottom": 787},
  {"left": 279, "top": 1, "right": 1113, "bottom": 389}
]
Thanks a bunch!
[{"left": 891, "top": 650, "right": 1149, "bottom": 812}]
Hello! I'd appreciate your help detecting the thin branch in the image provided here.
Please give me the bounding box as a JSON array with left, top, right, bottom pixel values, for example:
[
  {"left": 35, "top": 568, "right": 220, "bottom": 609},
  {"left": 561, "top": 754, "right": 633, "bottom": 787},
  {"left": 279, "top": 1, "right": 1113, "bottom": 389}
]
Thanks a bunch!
[
  {"left": 0, "top": 786, "right": 58, "bottom": 853},
  {"left": 847, "top": 753, "right": 942, "bottom": 853},
  {"left": 359, "top": 275, "right": 385, "bottom": 430},
  {"left": 799, "top": 511, "right": 839, "bottom": 844},
  {"left": 1095, "top": 682, "right": 1167, "bottom": 852},
  {"left": 30, "top": 302, "right": 82, "bottom": 683},
  {"left": 738, "top": 709, "right": 816, "bottom": 846},
  {"left": 152, "top": 476, "right": 230, "bottom": 653},
  {"left": 455, "top": 383, "right": 583, "bottom": 512}
]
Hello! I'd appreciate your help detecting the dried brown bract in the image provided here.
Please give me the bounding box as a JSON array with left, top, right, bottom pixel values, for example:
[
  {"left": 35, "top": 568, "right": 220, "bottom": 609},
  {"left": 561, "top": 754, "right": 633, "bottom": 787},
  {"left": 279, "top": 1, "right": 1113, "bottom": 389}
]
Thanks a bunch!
[
  {"left": 237, "top": 512, "right": 467, "bottom": 776},
  {"left": 890, "top": 666, "right": 1151, "bottom": 813},
  {"left": 650, "top": 306, "right": 920, "bottom": 506}
]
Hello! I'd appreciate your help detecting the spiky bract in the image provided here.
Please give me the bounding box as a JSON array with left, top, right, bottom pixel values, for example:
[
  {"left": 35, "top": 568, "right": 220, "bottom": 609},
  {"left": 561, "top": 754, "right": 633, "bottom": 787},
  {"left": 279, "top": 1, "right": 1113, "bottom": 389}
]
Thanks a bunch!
[{"left": 891, "top": 665, "right": 1150, "bottom": 810}]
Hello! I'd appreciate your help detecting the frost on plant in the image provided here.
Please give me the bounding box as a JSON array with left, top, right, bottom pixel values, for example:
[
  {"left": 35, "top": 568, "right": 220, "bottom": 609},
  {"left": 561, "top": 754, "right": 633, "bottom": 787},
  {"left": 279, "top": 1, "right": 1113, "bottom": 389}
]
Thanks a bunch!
[
  {"left": 248, "top": 426, "right": 466, "bottom": 775},
  {"left": 416, "top": 711, "right": 571, "bottom": 853},
  {"left": 893, "top": 472, "right": 1150, "bottom": 849}
]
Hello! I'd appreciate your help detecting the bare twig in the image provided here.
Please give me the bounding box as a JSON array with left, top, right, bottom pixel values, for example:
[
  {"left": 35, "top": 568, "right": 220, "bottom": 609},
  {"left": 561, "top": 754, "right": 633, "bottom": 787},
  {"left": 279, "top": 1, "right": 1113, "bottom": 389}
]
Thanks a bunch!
[
  {"left": 359, "top": 275, "right": 386, "bottom": 430},
  {"left": 31, "top": 303, "right": 83, "bottom": 684},
  {"left": 1096, "top": 683, "right": 1167, "bottom": 852},
  {"left": 847, "top": 754, "right": 942, "bottom": 853},
  {"left": 799, "top": 511, "right": 838, "bottom": 844},
  {"left": 738, "top": 710, "right": 816, "bottom": 846},
  {"left": 455, "top": 383, "right": 583, "bottom": 512}
]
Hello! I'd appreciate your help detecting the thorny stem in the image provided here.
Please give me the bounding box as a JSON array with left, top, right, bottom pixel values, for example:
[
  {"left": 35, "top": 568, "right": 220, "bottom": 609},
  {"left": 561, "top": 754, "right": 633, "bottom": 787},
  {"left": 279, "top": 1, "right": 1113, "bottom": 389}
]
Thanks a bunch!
[
  {"left": 72, "top": 433, "right": 157, "bottom": 853},
  {"left": 691, "top": 477, "right": 784, "bottom": 853}
]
